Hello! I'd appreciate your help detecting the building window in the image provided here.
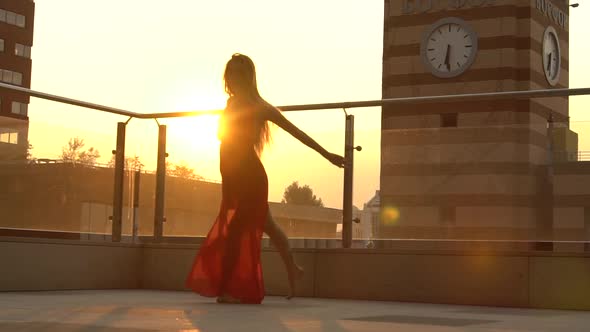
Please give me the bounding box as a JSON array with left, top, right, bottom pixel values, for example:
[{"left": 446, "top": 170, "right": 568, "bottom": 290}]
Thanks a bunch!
[
  {"left": 11, "top": 102, "right": 28, "bottom": 116},
  {"left": 0, "top": 39, "right": 4, "bottom": 52},
  {"left": 16, "top": 14, "right": 25, "bottom": 28},
  {"left": 15, "top": 43, "right": 23, "bottom": 56},
  {"left": 0, "top": 129, "right": 19, "bottom": 145},
  {"left": 0, "top": 69, "right": 24, "bottom": 86},
  {"left": 6, "top": 11, "right": 15, "bottom": 25},
  {"left": 0, "top": 9, "right": 26, "bottom": 28},
  {"left": 2, "top": 69, "right": 12, "bottom": 83},
  {"left": 441, "top": 113, "right": 458, "bottom": 127},
  {"left": 15, "top": 43, "right": 31, "bottom": 58},
  {"left": 13, "top": 72, "right": 22, "bottom": 85}
]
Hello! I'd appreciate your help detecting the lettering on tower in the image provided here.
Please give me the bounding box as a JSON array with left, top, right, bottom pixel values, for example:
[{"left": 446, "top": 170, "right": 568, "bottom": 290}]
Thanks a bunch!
[{"left": 535, "top": 0, "right": 569, "bottom": 30}]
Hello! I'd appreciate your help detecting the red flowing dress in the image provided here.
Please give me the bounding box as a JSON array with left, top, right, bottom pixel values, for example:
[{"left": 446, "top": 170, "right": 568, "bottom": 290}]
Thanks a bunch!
[{"left": 185, "top": 100, "right": 268, "bottom": 304}]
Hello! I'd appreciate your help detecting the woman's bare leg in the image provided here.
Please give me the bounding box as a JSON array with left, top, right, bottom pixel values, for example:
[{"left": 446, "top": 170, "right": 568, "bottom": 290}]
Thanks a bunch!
[{"left": 264, "top": 211, "right": 304, "bottom": 299}]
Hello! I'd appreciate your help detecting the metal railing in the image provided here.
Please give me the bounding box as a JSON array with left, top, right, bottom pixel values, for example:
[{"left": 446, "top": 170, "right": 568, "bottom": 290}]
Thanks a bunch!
[
  {"left": 4, "top": 82, "right": 590, "bottom": 118},
  {"left": 2, "top": 81, "right": 590, "bottom": 247}
]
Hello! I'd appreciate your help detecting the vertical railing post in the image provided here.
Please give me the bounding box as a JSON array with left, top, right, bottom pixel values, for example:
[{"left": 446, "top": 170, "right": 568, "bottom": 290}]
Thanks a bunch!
[
  {"left": 154, "top": 124, "right": 167, "bottom": 241},
  {"left": 342, "top": 114, "right": 354, "bottom": 248},
  {"left": 132, "top": 170, "right": 141, "bottom": 242},
  {"left": 111, "top": 122, "right": 127, "bottom": 242}
]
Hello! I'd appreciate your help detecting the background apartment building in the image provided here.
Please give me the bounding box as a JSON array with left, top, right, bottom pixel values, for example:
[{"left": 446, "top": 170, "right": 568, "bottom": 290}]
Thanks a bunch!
[{"left": 0, "top": 0, "right": 34, "bottom": 161}]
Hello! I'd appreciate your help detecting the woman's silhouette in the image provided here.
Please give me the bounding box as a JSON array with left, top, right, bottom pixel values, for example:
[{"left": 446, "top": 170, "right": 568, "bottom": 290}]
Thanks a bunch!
[{"left": 185, "top": 53, "right": 344, "bottom": 304}]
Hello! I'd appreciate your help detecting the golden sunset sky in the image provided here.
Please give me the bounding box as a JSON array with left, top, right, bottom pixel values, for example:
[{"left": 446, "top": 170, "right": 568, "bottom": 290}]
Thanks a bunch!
[{"left": 26, "top": 0, "right": 590, "bottom": 208}]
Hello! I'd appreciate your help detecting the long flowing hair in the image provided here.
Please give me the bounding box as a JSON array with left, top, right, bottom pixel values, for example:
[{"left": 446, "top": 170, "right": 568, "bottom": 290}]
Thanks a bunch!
[{"left": 223, "top": 53, "right": 273, "bottom": 155}]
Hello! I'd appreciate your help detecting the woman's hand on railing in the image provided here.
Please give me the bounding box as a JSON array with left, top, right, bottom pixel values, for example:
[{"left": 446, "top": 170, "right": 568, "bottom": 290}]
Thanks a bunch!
[{"left": 325, "top": 152, "right": 345, "bottom": 168}]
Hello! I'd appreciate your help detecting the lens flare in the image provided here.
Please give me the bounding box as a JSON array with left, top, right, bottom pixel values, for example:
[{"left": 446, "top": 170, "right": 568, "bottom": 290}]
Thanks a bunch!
[{"left": 381, "top": 205, "right": 400, "bottom": 225}]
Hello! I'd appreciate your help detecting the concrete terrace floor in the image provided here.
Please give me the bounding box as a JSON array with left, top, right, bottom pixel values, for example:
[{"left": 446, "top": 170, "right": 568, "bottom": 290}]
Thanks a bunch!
[{"left": 0, "top": 290, "right": 589, "bottom": 332}]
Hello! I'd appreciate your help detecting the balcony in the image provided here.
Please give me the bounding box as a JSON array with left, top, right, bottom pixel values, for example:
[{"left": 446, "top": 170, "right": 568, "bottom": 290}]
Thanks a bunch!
[
  {"left": 0, "top": 83, "right": 589, "bottom": 329},
  {"left": 2, "top": 1, "right": 590, "bottom": 327}
]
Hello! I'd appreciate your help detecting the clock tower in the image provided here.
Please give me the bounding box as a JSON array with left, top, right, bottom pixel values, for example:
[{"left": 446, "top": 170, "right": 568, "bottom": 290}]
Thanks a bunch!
[{"left": 380, "top": 0, "right": 575, "bottom": 240}]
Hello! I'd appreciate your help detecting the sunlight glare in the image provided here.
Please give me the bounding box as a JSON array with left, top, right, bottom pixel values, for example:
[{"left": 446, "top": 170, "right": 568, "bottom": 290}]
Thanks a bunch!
[
  {"left": 165, "top": 90, "right": 226, "bottom": 151},
  {"left": 167, "top": 115, "right": 221, "bottom": 149},
  {"left": 162, "top": 114, "right": 223, "bottom": 181}
]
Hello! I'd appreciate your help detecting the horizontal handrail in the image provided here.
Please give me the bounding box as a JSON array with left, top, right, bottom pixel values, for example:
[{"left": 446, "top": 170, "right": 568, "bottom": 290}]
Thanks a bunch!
[
  {"left": 0, "top": 82, "right": 142, "bottom": 118},
  {"left": 3, "top": 82, "right": 590, "bottom": 119},
  {"left": 141, "top": 87, "right": 590, "bottom": 118}
]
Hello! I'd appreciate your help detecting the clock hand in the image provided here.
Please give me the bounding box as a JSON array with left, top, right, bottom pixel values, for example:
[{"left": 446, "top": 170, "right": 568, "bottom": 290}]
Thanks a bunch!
[
  {"left": 444, "top": 45, "right": 451, "bottom": 71},
  {"left": 547, "top": 52, "right": 552, "bottom": 72}
]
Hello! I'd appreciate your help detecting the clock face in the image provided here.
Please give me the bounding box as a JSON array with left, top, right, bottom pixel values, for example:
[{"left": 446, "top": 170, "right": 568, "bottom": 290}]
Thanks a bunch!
[
  {"left": 420, "top": 17, "right": 478, "bottom": 78},
  {"left": 542, "top": 26, "right": 561, "bottom": 86}
]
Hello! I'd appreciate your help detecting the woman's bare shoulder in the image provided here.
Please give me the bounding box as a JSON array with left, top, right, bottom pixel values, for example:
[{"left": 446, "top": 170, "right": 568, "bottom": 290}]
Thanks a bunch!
[
  {"left": 225, "top": 97, "right": 278, "bottom": 122},
  {"left": 224, "top": 97, "right": 251, "bottom": 118}
]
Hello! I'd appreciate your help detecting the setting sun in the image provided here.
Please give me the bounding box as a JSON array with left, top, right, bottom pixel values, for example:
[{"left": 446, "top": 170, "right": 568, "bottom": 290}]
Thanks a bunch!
[
  {"left": 166, "top": 115, "right": 221, "bottom": 149},
  {"left": 158, "top": 114, "right": 223, "bottom": 182}
]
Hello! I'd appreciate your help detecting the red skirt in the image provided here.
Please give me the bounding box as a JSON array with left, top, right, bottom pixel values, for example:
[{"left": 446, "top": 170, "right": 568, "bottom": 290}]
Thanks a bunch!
[{"left": 185, "top": 144, "right": 268, "bottom": 304}]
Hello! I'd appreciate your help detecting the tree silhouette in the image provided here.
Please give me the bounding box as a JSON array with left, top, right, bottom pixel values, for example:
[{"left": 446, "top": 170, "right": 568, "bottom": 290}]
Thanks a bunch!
[
  {"left": 107, "top": 154, "right": 144, "bottom": 170},
  {"left": 281, "top": 181, "right": 324, "bottom": 207},
  {"left": 25, "top": 141, "right": 34, "bottom": 161},
  {"left": 60, "top": 137, "right": 100, "bottom": 165},
  {"left": 168, "top": 161, "right": 203, "bottom": 180}
]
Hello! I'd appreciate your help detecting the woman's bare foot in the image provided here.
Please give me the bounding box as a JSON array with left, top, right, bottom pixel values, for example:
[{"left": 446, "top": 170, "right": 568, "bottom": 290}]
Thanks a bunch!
[
  {"left": 286, "top": 264, "right": 305, "bottom": 300},
  {"left": 216, "top": 294, "right": 241, "bottom": 304}
]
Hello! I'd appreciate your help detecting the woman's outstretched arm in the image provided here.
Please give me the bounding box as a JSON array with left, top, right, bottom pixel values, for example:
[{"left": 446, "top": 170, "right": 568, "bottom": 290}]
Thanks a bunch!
[{"left": 263, "top": 106, "right": 345, "bottom": 168}]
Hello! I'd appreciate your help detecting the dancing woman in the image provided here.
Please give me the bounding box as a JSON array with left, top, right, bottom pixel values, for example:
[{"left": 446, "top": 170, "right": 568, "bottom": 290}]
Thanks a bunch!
[{"left": 186, "top": 53, "right": 344, "bottom": 304}]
